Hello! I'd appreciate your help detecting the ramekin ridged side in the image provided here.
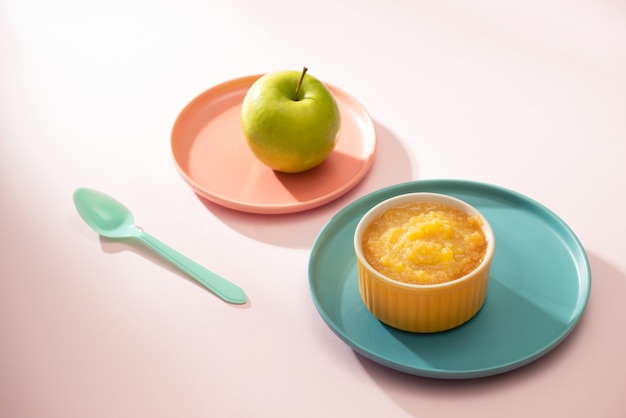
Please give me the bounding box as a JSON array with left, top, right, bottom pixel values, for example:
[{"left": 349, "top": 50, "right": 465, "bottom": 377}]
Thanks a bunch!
[{"left": 357, "top": 258, "right": 490, "bottom": 332}]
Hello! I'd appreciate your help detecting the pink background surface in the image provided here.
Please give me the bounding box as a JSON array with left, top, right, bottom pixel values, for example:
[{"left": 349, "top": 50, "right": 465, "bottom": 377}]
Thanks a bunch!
[{"left": 1, "top": 1, "right": 625, "bottom": 417}]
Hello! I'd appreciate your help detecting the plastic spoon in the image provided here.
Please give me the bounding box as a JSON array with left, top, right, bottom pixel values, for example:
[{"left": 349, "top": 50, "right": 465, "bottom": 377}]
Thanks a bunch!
[{"left": 73, "top": 187, "right": 247, "bottom": 304}]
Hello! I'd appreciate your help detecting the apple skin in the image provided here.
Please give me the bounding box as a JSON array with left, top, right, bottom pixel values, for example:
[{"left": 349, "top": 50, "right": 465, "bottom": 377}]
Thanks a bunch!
[{"left": 240, "top": 70, "right": 341, "bottom": 173}]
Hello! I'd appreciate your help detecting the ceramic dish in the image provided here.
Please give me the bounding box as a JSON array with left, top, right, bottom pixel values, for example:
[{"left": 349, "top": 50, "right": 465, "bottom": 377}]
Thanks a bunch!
[
  {"left": 309, "top": 179, "right": 591, "bottom": 379},
  {"left": 171, "top": 75, "right": 376, "bottom": 214}
]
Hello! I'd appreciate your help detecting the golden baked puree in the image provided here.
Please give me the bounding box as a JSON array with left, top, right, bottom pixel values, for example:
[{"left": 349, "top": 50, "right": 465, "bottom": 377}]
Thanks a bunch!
[{"left": 362, "top": 201, "right": 487, "bottom": 285}]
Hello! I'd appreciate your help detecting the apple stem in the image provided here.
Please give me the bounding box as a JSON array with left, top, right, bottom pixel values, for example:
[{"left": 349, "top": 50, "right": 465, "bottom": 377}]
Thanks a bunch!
[{"left": 294, "top": 66, "right": 308, "bottom": 100}]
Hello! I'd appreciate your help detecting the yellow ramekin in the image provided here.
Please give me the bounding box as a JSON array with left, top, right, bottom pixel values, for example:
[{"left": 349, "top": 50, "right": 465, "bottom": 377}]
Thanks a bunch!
[{"left": 354, "top": 192, "right": 495, "bottom": 333}]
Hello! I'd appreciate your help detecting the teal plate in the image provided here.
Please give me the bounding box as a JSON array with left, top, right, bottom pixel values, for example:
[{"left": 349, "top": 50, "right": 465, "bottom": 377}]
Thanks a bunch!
[{"left": 308, "top": 180, "right": 591, "bottom": 379}]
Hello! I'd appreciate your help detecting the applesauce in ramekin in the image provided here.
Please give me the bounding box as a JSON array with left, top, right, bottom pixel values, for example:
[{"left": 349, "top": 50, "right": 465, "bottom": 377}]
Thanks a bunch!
[
  {"left": 354, "top": 192, "right": 495, "bottom": 333},
  {"left": 361, "top": 201, "right": 487, "bottom": 285}
]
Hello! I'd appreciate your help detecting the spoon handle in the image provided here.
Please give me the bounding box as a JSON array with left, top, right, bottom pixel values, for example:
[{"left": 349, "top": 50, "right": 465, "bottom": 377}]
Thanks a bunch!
[{"left": 137, "top": 231, "right": 247, "bottom": 304}]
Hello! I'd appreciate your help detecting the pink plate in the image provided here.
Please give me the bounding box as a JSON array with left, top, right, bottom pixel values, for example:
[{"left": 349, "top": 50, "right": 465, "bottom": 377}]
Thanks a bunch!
[{"left": 171, "top": 75, "right": 376, "bottom": 214}]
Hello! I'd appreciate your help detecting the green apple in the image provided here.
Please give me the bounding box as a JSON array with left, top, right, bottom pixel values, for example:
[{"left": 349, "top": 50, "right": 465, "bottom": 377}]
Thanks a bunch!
[{"left": 240, "top": 68, "right": 341, "bottom": 173}]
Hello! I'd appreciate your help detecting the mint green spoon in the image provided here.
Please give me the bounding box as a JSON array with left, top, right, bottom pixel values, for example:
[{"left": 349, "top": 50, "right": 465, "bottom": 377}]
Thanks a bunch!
[{"left": 73, "top": 188, "right": 247, "bottom": 304}]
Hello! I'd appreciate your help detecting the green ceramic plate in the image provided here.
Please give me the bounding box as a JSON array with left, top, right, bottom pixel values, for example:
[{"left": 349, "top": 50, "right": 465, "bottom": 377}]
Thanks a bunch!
[{"left": 309, "top": 180, "right": 591, "bottom": 379}]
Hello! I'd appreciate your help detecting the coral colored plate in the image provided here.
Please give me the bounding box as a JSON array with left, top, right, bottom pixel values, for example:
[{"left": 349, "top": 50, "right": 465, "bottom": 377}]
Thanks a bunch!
[
  {"left": 309, "top": 180, "right": 592, "bottom": 379},
  {"left": 171, "top": 75, "right": 376, "bottom": 214}
]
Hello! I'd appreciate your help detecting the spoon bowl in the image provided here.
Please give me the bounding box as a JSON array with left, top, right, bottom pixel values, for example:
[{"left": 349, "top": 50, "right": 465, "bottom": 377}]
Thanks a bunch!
[
  {"left": 73, "top": 188, "right": 247, "bottom": 304},
  {"left": 74, "top": 188, "right": 140, "bottom": 238}
]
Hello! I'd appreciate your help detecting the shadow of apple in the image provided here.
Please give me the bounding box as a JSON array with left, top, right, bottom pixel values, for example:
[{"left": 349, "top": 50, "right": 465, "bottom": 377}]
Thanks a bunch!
[{"left": 197, "top": 121, "right": 416, "bottom": 249}]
